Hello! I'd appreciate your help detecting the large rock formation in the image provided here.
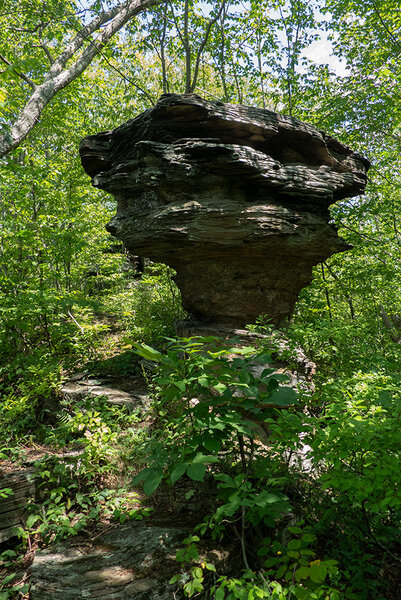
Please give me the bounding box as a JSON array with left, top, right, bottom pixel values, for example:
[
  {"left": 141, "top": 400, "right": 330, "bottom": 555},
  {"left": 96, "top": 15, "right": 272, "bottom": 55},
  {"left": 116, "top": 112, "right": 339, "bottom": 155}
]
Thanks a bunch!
[{"left": 80, "top": 94, "right": 369, "bottom": 325}]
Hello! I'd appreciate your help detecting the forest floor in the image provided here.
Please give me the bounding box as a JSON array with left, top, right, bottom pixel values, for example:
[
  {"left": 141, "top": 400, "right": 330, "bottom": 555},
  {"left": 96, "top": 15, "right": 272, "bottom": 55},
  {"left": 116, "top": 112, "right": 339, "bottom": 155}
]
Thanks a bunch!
[{"left": 2, "top": 321, "right": 401, "bottom": 600}]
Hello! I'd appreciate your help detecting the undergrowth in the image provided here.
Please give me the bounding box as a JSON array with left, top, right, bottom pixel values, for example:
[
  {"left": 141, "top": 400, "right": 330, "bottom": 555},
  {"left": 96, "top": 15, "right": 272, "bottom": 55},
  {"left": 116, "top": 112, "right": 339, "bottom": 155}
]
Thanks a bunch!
[{"left": 1, "top": 264, "right": 401, "bottom": 600}]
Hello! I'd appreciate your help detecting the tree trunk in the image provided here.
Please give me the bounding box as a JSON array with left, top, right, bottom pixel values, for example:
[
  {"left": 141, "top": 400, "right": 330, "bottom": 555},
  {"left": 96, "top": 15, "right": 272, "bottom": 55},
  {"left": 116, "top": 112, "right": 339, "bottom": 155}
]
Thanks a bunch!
[{"left": 0, "top": 0, "right": 166, "bottom": 157}]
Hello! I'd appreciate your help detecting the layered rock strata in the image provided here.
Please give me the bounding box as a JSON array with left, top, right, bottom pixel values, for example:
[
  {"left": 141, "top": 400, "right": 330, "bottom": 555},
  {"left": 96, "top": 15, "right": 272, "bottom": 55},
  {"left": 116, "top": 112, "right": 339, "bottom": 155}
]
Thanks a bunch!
[
  {"left": 80, "top": 94, "right": 369, "bottom": 325},
  {"left": 0, "top": 469, "right": 35, "bottom": 542}
]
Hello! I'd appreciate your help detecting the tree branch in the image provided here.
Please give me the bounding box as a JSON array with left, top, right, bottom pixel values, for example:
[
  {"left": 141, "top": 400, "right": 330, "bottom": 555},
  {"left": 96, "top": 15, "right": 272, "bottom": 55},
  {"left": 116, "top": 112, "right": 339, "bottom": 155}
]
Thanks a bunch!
[
  {"left": 0, "top": 52, "right": 36, "bottom": 89},
  {"left": 37, "top": 22, "right": 55, "bottom": 65},
  {"left": 34, "top": 43, "right": 55, "bottom": 65},
  {"left": 168, "top": 0, "right": 185, "bottom": 46},
  {"left": 372, "top": 1, "right": 401, "bottom": 51},
  {"left": 183, "top": 0, "right": 191, "bottom": 92},
  {"left": 190, "top": 0, "right": 226, "bottom": 93},
  {"left": 92, "top": 43, "right": 156, "bottom": 104},
  {"left": 0, "top": 0, "right": 166, "bottom": 157}
]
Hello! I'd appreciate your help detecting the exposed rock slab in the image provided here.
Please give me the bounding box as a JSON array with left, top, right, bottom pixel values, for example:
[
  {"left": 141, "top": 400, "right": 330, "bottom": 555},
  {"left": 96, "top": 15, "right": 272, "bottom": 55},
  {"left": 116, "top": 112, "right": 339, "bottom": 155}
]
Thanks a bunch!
[
  {"left": 0, "top": 469, "right": 35, "bottom": 543},
  {"left": 30, "top": 523, "right": 188, "bottom": 600},
  {"left": 60, "top": 376, "right": 149, "bottom": 410},
  {"left": 80, "top": 94, "right": 369, "bottom": 325}
]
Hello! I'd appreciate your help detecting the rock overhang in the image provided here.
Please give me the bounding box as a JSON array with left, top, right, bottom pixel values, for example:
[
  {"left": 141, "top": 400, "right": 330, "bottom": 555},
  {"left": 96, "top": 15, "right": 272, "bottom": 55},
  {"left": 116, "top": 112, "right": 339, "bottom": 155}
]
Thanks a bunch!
[{"left": 80, "top": 93, "right": 369, "bottom": 326}]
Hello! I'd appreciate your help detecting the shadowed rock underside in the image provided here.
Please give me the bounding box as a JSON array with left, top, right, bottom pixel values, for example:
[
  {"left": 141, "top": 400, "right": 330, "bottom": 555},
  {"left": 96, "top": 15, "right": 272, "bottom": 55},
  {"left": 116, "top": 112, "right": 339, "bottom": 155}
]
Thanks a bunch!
[{"left": 80, "top": 94, "right": 369, "bottom": 325}]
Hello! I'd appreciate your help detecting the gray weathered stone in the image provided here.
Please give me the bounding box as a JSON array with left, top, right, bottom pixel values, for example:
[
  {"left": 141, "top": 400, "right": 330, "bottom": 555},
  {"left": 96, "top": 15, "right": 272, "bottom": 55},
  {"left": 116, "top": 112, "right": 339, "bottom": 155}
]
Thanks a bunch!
[
  {"left": 60, "top": 377, "right": 149, "bottom": 410},
  {"left": 30, "top": 523, "right": 188, "bottom": 600},
  {"left": 80, "top": 93, "right": 369, "bottom": 325},
  {"left": 0, "top": 469, "right": 35, "bottom": 543}
]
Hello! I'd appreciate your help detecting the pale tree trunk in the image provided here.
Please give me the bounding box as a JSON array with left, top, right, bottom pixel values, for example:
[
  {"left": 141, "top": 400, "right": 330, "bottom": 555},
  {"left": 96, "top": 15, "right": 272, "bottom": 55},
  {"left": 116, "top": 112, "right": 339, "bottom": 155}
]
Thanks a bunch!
[{"left": 0, "top": 0, "right": 166, "bottom": 158}]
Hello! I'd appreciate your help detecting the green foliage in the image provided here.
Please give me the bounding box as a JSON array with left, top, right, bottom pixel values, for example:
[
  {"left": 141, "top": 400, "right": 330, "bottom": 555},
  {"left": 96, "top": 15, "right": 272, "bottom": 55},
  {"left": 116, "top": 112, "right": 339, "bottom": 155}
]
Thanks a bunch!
[
  {"left": 0, "top": 548, "right": 29, "bottom": 600},
  {"left": 170, "top": 535, "right": 216, "bottom": 598},
  {"left": 0, "top": 574, "right": 29, "bottom": 600},
  {"left": 310, "top": 372, "right": 401, "bottom": 525},
  {"left": 2, "top": 1, "right": 401, "bottom": 597},
  {"left": 133, "top": 336, "right": 308, "bottom": 595},
  {"left": 212, "top": 574, "right": 287, "bottom": 600},
  {"left": 22, "top": 395, "right": 148, "bottom": 542},
  {"left": 213, "top": 472, "right": 290, "bottom": 529},
  {"left": 260, "top": 526, "right": 342, "bottom": 600},
  {"left": 101, "top": 263, "right": 186, "bottom": 345},
  {"left": 170, "top": 522, "right": 345, "bottom": 599},
  {"left": 132, "top": 336, "right": 298, "bottom": 508},
  {"left": 25, "top": 476, "right": 147, "bottom": 543},
  {"left": 141, "top": 335, "right": 401, "bottom": 599}
]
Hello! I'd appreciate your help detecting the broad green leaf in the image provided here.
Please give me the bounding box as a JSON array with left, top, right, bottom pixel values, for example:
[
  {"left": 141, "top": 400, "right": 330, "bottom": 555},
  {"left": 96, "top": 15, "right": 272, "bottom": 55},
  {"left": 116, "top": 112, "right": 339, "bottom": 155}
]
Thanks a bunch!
[
  {"left": 227, "top": 346, "right": 256, "bottom": 355},
  {"left": 215, "top": 586, "right": 225, "bottom": 600},
  {"left": 174, "top": 380, "right": 187, "bottom": 392},
  {"left": 301, "top": 533, "right": 315, "bottom": 543},
  {"left": 192, "top": 452, "right": 219, "bottom": 464},
  {"left": 170, "top": 462, "right": 188, "bottom": 484},
  {"left": 293, "top": 587, "right": 310, "bottom": 600},
  {"left": 288, "top": 526, "right": 304, "bottom": 534},
  {"left": 295, "top": 566, "right": 310, "bottom": 581},
  {"left": 1, "top": 573, "right": 16, "bottom": 585},
  {"left": 143, "top": 471, "right": 163, "bottom": 496},
  {"left": 187, "top": 462, "right": 206, "bottom": 482},
  {"left": 287, "top": 539, "right": 302, "bottom": 550},
  {"left": 203, "top": 437, "right": 221, "bottom": 452},
  {"left": 276, "top": 564, "right": 286, "bottom": 578},
  {"left": 132, "top": 342, "right": 163, "bottom": 362},
  {"left": 264, "top": 557, "right": 279, "bottom": 567},
  {"left": 309, "top": 563, "right": 327, "bottom": 583},
  {"left": 268, "top": 386, "right": 298, "bottom": 407},
  {"left": 26, "top": 514, "right": 41, "bottom": 528},
  {"left": 213, "top": 382, "right": 227, "bottom": 394}
]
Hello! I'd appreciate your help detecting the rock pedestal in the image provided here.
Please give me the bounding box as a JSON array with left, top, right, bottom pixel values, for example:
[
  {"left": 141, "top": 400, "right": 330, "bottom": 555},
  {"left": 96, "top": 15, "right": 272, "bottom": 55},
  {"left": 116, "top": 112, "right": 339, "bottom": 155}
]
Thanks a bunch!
[{"left": 80, "top": 94, "right": 369, "bottom": 325}]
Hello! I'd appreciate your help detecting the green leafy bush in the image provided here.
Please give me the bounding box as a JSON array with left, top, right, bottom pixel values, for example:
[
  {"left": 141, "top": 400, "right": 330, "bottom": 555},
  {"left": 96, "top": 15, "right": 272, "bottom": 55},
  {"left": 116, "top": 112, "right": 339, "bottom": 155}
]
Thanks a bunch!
[
  {"left": 102, "top": 263, "right": 186, "bottom": 344},
  {"left": 310, "top": 372, "right": 401, "bottom": 518},
  {"left": 132, "top": 336, "right": 298, "bottom": 502},
  {"left": 132, "top": 335, "right": 302, "bottom": 593}
]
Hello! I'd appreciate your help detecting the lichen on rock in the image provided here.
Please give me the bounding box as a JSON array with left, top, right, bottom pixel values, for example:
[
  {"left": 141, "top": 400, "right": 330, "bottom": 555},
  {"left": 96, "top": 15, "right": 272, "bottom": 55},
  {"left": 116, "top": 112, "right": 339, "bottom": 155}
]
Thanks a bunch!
[{"left": 80, "top": 93, "right": 369, "bottom": 326}]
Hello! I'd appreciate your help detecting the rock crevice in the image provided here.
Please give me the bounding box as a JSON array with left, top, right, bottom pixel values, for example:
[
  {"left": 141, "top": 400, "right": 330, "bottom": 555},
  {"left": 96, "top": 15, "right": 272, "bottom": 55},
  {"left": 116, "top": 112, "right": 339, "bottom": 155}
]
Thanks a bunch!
[{"left": 80, "top": 94, "right": 369, "bottom": 325}]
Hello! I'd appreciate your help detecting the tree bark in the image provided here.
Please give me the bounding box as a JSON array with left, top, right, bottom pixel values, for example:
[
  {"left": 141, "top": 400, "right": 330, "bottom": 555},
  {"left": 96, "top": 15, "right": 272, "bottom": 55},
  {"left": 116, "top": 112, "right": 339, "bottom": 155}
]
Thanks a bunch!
[{"left": 0, "top": 0, "right": 166, "bottom": 157}]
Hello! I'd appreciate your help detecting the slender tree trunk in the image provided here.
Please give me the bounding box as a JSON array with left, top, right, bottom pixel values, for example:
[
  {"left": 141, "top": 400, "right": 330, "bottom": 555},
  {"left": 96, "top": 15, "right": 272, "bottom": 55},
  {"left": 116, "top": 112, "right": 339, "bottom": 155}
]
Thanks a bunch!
[
  {"left": 256, "top": 34, "right": 266, "bottom": 109},
  {"left": 183, "top": 0, "right": 191, "bottom": 93},
  {"left": 321, "top": 264, "right": 333, "bottom": 322},
  {"left": 380, "top": 304, "right": 401, "bottom": 342},
  {"left": 160, "top": 8, "right": 169, "bottom": 94},
  {"left": 219, "top": 13, "right": 229, "bottom": 101},
  {"left": 323, "top": 261, "right": 355, "bottom": 320},
  {"left": 190, "top": 0, "right": 226, "bottom": 92}
]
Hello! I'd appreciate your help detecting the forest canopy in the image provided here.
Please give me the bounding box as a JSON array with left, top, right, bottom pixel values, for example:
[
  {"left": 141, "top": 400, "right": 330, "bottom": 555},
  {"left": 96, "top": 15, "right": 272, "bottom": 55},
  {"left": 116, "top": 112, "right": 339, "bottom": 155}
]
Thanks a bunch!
[
  {"left": 2, "top": 0, "right": 401, "bottom": 367},
  {"left": 1, "top": 1, "right": 401, "bottom": 599}
]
